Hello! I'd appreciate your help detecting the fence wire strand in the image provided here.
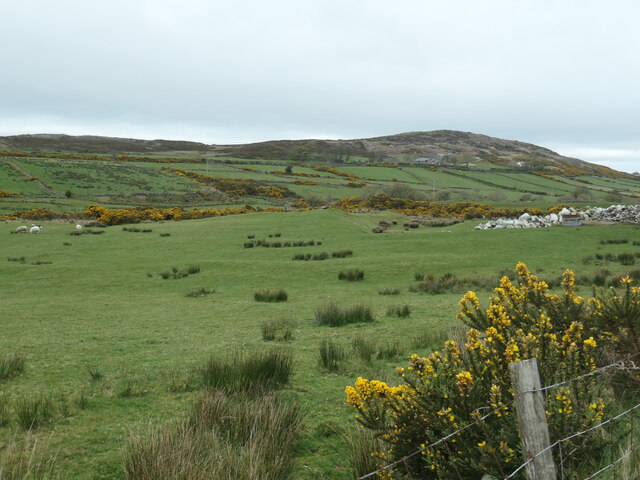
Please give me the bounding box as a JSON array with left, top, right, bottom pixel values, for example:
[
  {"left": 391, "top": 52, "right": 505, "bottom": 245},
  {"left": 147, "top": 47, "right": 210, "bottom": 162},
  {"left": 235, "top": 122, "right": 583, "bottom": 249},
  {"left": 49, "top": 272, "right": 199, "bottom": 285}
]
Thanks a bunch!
[
  {"left": 504, "top": 400, "right": 640, "bottom": 479},
  {"left": 355, "top": 401, "right": 513, "bottom": 480}
]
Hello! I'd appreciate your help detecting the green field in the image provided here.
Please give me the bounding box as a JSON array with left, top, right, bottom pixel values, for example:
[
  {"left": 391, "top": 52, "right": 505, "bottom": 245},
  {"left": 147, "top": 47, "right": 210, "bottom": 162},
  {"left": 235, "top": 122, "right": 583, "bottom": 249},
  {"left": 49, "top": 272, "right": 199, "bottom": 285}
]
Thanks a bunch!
[
  {"left": 2, "top": 209, "right": 640, "bottom": 478},
  {"left": 2, "top": 154, "right": 639, "bottom": 216}
]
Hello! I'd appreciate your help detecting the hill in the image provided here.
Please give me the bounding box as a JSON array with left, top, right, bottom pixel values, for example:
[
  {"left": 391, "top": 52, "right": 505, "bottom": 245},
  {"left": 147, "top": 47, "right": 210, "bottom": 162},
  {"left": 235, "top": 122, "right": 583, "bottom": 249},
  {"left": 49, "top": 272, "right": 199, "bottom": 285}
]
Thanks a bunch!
[{"left": 0, "top": 130, "right": 630, "bottom": 178}]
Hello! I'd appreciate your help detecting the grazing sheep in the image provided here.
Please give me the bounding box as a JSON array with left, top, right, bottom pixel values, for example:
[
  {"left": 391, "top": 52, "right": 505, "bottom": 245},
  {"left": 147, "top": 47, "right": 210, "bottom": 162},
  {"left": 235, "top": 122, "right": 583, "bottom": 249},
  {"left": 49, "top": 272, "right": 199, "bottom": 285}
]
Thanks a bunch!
[
  {"left": 29, "top": 225, "right": 42, "bottom": 234},
  {"left": 15, "top": 225, "right": 28, "bottom": 233},
  {"left": 75, "top": 224, "right": 83, "bottom": 233}
]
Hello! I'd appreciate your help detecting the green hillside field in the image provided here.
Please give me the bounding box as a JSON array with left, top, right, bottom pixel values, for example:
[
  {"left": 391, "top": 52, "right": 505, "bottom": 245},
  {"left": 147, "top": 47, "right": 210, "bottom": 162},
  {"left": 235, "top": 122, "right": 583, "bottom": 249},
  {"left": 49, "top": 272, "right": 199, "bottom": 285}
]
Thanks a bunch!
[{"left": 1, "top": 209, "right": 640, "bottom": 478}]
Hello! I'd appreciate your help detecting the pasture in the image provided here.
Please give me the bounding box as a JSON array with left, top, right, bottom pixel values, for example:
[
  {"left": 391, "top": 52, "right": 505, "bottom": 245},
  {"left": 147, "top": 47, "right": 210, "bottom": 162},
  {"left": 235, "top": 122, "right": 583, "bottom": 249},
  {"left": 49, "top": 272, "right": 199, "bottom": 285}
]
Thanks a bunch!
[{"left": 1, "top": 209, "right": 640, "bottom": 478}]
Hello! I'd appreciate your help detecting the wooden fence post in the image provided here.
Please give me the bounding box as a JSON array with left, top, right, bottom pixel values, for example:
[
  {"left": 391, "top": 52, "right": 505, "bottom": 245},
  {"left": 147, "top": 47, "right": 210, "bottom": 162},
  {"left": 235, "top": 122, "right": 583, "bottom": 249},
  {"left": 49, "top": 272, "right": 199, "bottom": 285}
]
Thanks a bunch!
[{"left": 509, "top": 358, "right": 557, "bottom": 480}]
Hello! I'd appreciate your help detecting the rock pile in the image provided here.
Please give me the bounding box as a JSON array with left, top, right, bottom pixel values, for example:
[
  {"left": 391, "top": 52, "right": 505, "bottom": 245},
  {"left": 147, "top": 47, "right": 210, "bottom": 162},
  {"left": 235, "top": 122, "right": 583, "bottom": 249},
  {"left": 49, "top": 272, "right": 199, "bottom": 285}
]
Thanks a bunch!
[{"left": 474, "top": 205, "right": 640, "bottom": 230}]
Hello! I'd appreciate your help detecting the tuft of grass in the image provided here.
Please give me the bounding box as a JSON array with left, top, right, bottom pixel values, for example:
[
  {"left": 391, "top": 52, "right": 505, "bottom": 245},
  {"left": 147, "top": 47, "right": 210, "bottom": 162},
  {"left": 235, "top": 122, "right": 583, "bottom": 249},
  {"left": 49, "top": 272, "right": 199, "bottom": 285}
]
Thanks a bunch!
[
  {"left": 378, "top": 287, "right": 400, "bottom": 295},
  {"left": 0, "top": 353, "right": 25, "bottom": 380},
  {"left": 315, "top": 302, "right": 374, "bottom": 326},
  {"left": 261, "top": 318, "right": 296, "bottom": 342},
  {"left": 184, "top": 287, "right": 214, "bottom": 297},
  {"left": 0, "top": 396, "right": 9, "bottom": 427},
  {"left": 7, "top": 256, "right": 27, "bottom": 263},
  {"left": 14, "top": 396, "right": 54, "bottom": 430},
  {"left": 158, "top": 265, "right": 201, "bottom": 280},
  {"left": 338, "top": 269, "right": 365, "bottom": 281},
  {"left": 345, "top": 428, "right": 383, "bottom": 479},
  {"left": 352, "top": 335, "right": 375, "bottom": 364},
  {"left": 86, "top": 365, "right": 103, "bottom": 381},
  {"left": 318, "top": 338, "right": 346, "bottom": 372},
  {"left": 0, "top": 434, "right": 58, "bottom": 479},
  {"left": 123, "top": 391, "right": 302, "bottom": 480},
  {"left": 254, "top": 289, "right": 288, "bottom": 302},
  {"left": 201, "top": 349, "right": 293, "bottom": 392},
  {"left": 159, "top": 233, "right": 170, "bottom": 237},
  {"left": 165, "top": 370, "right": 197, "bottom": 393},
  {"left": 376, "top": 340, "right": 403, "bottom": 360},
  {"left": 332, "top": 250, "right": 353, "bottom": 258},
  {"left": 386, "top": 304, "right": 411, "bottom": 318}
]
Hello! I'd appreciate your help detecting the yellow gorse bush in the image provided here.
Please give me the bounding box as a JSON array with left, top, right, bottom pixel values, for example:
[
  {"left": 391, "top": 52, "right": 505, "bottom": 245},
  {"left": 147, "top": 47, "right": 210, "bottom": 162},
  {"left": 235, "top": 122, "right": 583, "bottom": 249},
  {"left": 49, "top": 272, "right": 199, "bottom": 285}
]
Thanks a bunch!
[{"left": 346, "top": 263, "right": 616, "bottom": 478}]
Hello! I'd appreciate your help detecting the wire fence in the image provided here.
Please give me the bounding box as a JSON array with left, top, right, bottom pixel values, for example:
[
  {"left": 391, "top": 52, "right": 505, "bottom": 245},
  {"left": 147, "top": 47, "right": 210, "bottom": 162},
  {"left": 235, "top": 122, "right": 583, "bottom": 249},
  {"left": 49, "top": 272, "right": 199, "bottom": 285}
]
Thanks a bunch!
[{"left": 355, "top": 353, "right": 640, "bottom": 480}]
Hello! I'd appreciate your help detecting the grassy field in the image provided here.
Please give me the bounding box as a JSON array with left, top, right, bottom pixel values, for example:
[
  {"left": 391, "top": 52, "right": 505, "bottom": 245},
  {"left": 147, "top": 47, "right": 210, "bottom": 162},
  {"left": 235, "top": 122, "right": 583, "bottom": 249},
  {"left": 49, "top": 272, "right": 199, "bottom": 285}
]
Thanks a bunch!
[
  {"left": 2, "top": 154, "right": 639, "bottom": 215},
  {"left": 2, "top": 209, "right": 640, "bottom": 478}
]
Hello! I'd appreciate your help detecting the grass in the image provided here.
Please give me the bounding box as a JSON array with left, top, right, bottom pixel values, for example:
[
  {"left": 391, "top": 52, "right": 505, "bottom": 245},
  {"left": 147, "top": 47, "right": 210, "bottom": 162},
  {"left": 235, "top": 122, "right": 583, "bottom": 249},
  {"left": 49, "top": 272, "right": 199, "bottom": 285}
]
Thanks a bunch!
[
  {"left": 318, "top": 338, "right": 346, "bottom": 372},
  {"left": 123, "top": 391, "right": 302, "bottom": 480},
  {"left": 338, "top": 268, "right": 365, "bottom": 281},
  {"left": 0, "top": 434, "right": 58, "bottom": 479},
  {"left": 201, "top": 349, "right": 293, "bottom": 392},
  {"left": 1, "top": 210, "right": 640, "bottom": 478},
  {"left": 254, "top": 289, "right": 288, "bottom": 302},
  {"left": 0, "top": 353, "right": 25, "bottom": 380},
  {"left": 315, "top": 302, "right": 375, "bottom": 326},
  {"left": 14, "top": 396, "right": 54, "bottom": 430}
]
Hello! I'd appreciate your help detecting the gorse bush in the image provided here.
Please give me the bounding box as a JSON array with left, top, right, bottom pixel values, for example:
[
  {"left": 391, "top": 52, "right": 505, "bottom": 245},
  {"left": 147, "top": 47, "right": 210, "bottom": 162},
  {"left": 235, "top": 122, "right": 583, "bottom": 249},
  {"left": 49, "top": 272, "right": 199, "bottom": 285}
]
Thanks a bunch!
[
  {"left": 201, "top": 349, "right": 292, "bottom": 392},
  {"left": 346, "top": 263, "right": 621, "bottom": 478},
  {"left": 315, "top": 302, "right": 374, "bottom": 327},
  {"left": 254, "top": 289, "right": 288, "bottom": 302}
]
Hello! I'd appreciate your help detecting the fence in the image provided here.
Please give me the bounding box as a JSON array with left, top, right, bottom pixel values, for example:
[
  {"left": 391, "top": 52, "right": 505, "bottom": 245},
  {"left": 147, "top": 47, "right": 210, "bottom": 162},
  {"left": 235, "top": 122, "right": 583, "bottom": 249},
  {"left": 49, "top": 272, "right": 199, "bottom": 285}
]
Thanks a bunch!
[{"left": 356, "top": 354, "right": 640, "bottom": 480}]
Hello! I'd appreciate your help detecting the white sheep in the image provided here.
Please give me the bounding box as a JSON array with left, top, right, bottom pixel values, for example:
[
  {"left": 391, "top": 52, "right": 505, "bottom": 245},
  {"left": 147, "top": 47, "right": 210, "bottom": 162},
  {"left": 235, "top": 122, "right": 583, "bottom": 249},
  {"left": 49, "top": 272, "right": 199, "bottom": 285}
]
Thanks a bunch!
[
  {"left": 75, "top": 224, "right": 83, "bottom": 233},
  {"left": 29, "top": 225, "right": 42, "bottom": 234},
  {"left": 15, "top": 225, "right": 28, "bottom": 233}
]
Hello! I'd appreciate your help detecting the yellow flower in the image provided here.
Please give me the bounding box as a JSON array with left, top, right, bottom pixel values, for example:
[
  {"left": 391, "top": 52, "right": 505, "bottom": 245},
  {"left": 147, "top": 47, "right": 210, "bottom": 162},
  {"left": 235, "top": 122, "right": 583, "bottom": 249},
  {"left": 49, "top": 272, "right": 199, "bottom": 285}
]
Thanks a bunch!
[{"left": 583, "top": 337, "right": 597, "bottom": 348}]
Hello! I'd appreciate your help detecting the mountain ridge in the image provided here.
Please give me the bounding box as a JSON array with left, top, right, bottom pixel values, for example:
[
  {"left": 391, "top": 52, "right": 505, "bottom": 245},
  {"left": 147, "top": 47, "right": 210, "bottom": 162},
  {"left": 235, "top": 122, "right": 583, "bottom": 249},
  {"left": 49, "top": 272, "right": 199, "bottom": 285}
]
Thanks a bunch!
[{"left": 0, "top": 130, "right": 629, "bottom": 178}]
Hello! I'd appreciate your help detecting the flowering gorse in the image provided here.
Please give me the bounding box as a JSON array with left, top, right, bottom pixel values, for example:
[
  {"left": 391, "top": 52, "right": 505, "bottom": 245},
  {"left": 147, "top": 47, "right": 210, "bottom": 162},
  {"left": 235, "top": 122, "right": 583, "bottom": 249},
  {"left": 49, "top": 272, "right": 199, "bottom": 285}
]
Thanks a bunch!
[{"left": 346, "top": 263, "right": 615, "bottom": 478}]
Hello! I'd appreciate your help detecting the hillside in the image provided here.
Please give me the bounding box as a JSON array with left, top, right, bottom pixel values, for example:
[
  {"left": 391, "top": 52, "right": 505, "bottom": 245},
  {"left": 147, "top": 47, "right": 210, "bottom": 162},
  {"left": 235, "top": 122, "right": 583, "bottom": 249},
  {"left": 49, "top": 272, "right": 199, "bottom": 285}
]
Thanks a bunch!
[{"left": 0, "top": 130, "right": 631, "bottom": 178}]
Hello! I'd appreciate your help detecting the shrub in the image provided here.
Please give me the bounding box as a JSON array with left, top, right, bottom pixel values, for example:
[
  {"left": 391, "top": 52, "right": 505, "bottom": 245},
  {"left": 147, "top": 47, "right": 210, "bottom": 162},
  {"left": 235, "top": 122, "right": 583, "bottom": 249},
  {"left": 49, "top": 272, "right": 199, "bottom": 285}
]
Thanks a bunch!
[
  {"left": 0, "top": 353, "right": 25, "bottom": 380},
  {"left": 261, "top": 318, "right": 295, "bottom": 342},
  {"left": 315, "top": 302, "right": 375, "bottom": 327},
  {"left": 338, "top": 269, "right": 365, "bottom": 281},
  {"left": 254, "top": 289, "right": 288, "bottom": 302},
  {"left": 201, "top": 349, "right": 293, "bottom": 392},
  {"left": 318, "top": 339, "right": 346, "bottom": 372},
  {"left": 345, "top": 264, "right": 615, "bottom": 478},
  {"left": 386, "top": 304, "right": 411, "bottom": 318},
  {"left": 14, "top": 396, "right": 54, "bottom": 430}
]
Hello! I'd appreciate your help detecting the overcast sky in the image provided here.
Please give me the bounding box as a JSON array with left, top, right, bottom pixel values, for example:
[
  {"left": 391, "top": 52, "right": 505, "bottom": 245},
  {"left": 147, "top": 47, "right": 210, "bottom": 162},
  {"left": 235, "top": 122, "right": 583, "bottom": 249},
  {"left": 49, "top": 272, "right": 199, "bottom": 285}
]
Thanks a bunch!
[{"left": 1, "top": 0, "right": 639, "bottom": 172}]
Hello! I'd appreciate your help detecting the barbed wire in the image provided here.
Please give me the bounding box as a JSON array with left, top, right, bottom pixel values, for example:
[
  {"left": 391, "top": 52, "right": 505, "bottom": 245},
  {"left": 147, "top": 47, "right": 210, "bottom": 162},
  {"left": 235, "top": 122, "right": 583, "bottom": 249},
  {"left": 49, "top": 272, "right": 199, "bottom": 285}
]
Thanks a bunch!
[
  {"left": 523, "top": 351, "right": 640, "bottom": 394},
  {"left": 504, "top": 400, "right": 640, "bottom": 479},
  {"left": 581, "top": 445, "right": 639, "bottom": 480},
  {"left": 355, "top": 401, "right": 513, "bottom": 480}
]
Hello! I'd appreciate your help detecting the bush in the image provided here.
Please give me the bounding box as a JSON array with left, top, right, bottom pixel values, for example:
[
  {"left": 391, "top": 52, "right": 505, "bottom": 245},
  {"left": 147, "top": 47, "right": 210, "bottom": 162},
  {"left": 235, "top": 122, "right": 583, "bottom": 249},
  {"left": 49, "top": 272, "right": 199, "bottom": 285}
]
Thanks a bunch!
[
  {"left": 0, "top": 353, "right": 25, "bottom": 380},
  {"left": 338, "top": 269, "right": 365, "bottom": 281},
  {"left": 201, "top": 349, "right": 293, "bottom": 392},
  {"left": 318, "top": 339, "right": 346, "bottom": 372},
  {"left": 345, "top": 264, "right": 616, "bottom": 477},
  {"left": 254, "top": 289, "right": 288, "bottom": 302},
  {"left": 315, "top": 302, "right": 375, "bottom": 327}
]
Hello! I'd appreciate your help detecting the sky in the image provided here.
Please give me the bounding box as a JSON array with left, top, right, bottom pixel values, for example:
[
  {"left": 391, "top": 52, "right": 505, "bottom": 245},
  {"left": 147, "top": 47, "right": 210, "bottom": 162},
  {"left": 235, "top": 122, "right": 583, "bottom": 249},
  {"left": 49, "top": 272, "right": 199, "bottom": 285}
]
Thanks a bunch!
[{"left": 1, "top": 0, "right": 639, "bottom": 173}]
